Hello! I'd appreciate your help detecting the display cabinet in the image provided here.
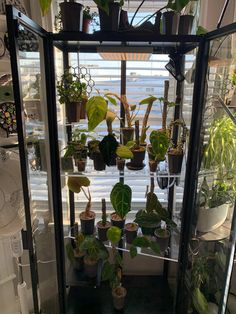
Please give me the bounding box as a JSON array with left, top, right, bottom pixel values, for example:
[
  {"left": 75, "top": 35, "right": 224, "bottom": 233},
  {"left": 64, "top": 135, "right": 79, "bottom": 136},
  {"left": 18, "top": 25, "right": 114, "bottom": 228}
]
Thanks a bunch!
[{"left": 6, "top": 5, "right": 236, "bottom": 314}]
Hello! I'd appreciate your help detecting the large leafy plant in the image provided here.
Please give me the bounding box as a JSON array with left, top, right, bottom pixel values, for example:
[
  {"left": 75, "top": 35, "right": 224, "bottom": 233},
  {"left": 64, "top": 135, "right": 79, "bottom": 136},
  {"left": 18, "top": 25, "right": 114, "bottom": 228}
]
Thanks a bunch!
[
  {"left": 80, "top": 236, "right": 109, "bottom": 262},
  {"left": 149, "top": 130, "right": 169, "bottom": 162},
  {"left": 110, "top": 182, "right": 132, "bottom": 219}
]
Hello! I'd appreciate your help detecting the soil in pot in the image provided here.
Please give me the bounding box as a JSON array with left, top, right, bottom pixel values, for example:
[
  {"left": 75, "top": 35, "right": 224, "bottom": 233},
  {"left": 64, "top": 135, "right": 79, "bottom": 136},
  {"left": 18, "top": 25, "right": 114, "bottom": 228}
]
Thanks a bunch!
[
  {"left": 154, "top": 228, "right": 170, "bottom": 252},
  {"left": 116, "top": 158, "right": 125, "bottom": 171},
  {"left": 128, "top": 147, "right": 145, "bottom": 169},
  {"left": 83, "top": 18, "right": 91, "bottom": 33},
  {"left": 124, "top": 223, "right": 138, "bottom": 244},
  {"left": 76, "top": 159, "right": 86, "bottom": 172},
  {"left": 178, "top": 15, "right": 194, "bottom": 35},
  {"left": 60, "top": 1, "right": 83, "bottom": 32},
  {"left": 149, "top": 160, "right": 158, "bottom": 173},
  {"left": 112, "top": 286, "right": 127, "bottom": 310},
  {"left": 162, "top": 11, "right": 180, "bottom": 35},
  {"left": 97, "top": 221, "right": 111, "bottom": 242},
  {"left": 99, "top": 2, "right": 121, "bottom": 32},
  {"left": 61, "top": 156, "right": 73, "bottom": 172},
  {"left": 93, "top": 151, "right": 106, "bottom": 171},
  {"left": 73, "top": 251, "right": 84, "bottom": 271},
  {"left": 111, "top": 213, "right": 125, "bottom": 230},
  {"left": 66, "top": 102, "right": 80, "bottom": 123},
  {"left": 84, "top": 256, "right": 98, "bottom": 278},
  {"left": 121, "top": 127, "right": 134, "bottom": 145},
  {"left": 168, "top": 150, "right": 183, "bottom": 174},
  {"left": 79, "top": 211, "right": 95, "bottom": 235}
]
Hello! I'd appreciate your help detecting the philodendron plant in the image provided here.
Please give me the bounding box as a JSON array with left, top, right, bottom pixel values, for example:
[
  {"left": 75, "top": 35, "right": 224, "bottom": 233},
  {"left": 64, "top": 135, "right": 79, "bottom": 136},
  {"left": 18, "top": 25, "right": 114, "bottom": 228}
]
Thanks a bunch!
[
  {"left": 110, "top": 182, "right": 132, "bottom": 220},
  {"left": 129, "top": 236, "right": 160, "bottom": 258}
]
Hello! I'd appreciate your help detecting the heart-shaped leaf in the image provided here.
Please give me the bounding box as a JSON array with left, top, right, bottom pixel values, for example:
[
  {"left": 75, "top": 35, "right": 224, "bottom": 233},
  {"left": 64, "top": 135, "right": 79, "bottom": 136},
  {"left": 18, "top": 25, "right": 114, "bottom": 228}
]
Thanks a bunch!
[
  {"left": 86, "top": 96, "right": 108, "bottom": 131},
  {"left": 116, "top": 145, "right": 133, "bottom": 159},
  {"left": 39, "top": 0, "right": 52, "bottom": 16},
  {"left": 110, "top": 182, "right": 132, "bottom": 219},
  {"left": 139, "top": 96, "right": 157, "bottom": 105}
]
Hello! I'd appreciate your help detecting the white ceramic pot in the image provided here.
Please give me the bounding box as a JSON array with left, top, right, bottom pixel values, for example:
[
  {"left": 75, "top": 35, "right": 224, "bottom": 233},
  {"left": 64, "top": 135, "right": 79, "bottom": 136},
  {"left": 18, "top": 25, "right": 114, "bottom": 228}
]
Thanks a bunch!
[{"left": 197, "top": 203, "right": 229, "bottom": 233}]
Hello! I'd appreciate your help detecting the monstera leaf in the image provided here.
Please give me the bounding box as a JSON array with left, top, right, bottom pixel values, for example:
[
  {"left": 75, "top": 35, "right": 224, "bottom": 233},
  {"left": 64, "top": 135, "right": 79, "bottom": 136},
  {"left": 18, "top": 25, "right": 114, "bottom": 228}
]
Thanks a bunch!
[
  {"left": 99, "top": 134, "right": 119, "bottom": 166},
  {"left": 86, "top": 96, "right": 108, "bottom": 131},
  {"left": 110, "top": 182, "right": 132, "bottom": 219}
]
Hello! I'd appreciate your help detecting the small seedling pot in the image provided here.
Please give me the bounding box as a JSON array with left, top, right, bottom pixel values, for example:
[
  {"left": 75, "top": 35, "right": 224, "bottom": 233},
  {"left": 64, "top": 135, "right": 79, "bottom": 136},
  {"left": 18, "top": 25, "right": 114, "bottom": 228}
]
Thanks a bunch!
[
  {"left": 76, "top": 159, "right": 86, "bottom": 172},
  {"left": 116, "top": 158, "right": 125, "bottom": 171},
  {"left": 112, "top": 286, "right": 127, "bottom": 310},
  {"left": 60, "top": 1, "right": 83, "bottom": 32},
  {"left": 178, "top": 15, "right": 194, "bottom": 35},
  {"left": 73, "top": 252, "right": 84, "bottom": 271},
  {"left": 93, "top": 151, "right": 106, "bottom": 171},
  {"left": 99, "top": 2, "right": 121, "bottom": 32},
  {"left": 79, "top": 211, "right": 95, "bottom": 235},
  {"left": 154, "top": 228, "right": 170, "bottom": 252},
  {"left": 130, "top": 148, "right": 145, "bottom": 168},
  {"left": 111, "top": 213, "right": 125, "bottom": 230},
  {"left": 168, "top": 151, "right": 183, "bottom": 174},
  {"left": 162, "top": 11, "right": 180, "bottom": 35},
  {"left": 84, "top": 256, "right": 98, "bottom": 278},
  {"left": 61, "top": 156, "right": 73, "bottom": 172},
  {"left": 65, "top": 102, "right": 81, "bottom": 123},
  {"left": 124, "top": 223, "right": 138, "bottom": 244},
  {"left": 97, "top": 221, "right": 111, "bottom": 242},
  {"left": 157, "top": 174, "right": 169, "bottom": 190},
  {"left": 121, "top": 127, "right": 134, "bottom": 145},
  {"left": 149, "top": 160, "right": 158, "bottom": 173}
]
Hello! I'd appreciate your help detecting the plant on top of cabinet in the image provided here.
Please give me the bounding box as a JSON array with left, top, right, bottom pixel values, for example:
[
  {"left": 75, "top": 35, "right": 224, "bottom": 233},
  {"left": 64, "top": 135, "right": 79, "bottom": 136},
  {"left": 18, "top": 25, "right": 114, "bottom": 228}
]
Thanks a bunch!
[
  {"left": 178, "top": 0, "right": 197, "bottom": 35},
  {"left": 57, "top": 69, "right": 88, "bottom": 123},
  {"left": 110, "top": 182, "right": 132, "bottom": 230},
  {"left": 79, "top": 235, "right": 109, "bottom": 278},
  {"left": 59, "top": 0, "right": 84, "bottom": 32},
  {"left": 167, "top": 119, "right": 187, "bottom": 174},
  {"left": 102, "top": 226, "right": 127, "bottom": 310},
  {"left": 66, "top": 232, "right": 85, "bottom": 271},
  {"left": 196, "top": 178, "right": 234, "bottom": 233},
  {"left": 116, "top": 144, "right": 133, "bottom": 171},
  {"left": 82, "top": 6, "right": 98, "bottom": 33},
  {"left": 68, "top": 176, "right": 95, "bottom": 235},
  {"left": 97, "top": 199, "right": 111, "bottom": 242}
]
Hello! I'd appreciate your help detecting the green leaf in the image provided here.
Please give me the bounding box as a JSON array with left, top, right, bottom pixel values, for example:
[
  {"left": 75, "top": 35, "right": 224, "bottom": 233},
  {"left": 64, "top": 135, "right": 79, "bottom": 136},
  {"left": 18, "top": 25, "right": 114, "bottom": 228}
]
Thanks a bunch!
[
  {"left": 93, "top": 0, "right": 109, "bottom": 15},
  {"left": 39, "top": 0, "right": 52, "bottom": 16},
  {"left": 149, "top": 241, "right": 160, "bottom": 254},
  {"left": 150, "top": 130, "right": 169, "bottom": 162},
  {"left": 196, "top": 26, "right": 208, "bottom": 35},
  {"left": 102, "top": 261, "right": 114, "bottom": 281},
  {"left": 134, "top": 210, "right": 160, "bottom": 228},
  {"left": 130, "top": 246, "right": 138, "bottom": 258},
  {"left": 110, "top": 182, "right": 132, "bottom": 219},
  {"left": 68, "top": 176, "right": 90, "bottom": 193},
  {"left": 107, "top": 226, "right": 122, "bottom": 244},
  {"left": 146, "top": 192, "right": 158, "bottom": 213},
  {"left": 192, "top": 288, "right": 208, "bottom": 314},
  {"left": 126, "top": 140, "right": 135, "bottom": 149},
  {"left": 105, "top": 96, "right": 117, "bottom": 106},
  {"left": 130, "top": 105, "right": 136, "bottom": 111},
  {"left": 86, "top": 96, "right": 108, "bottom": 131},
  {"left": 139, "top": 96, "right": 157, "bottom": 105},
  {"left": 116, "top": 145, "right": 133, "bottom": 159},
  {"left": 132, "top": 236, "right": 150, "bottom": 248},
  {"left": 99, "top": 134, "right": 119, "bottom": 166},
  {"left": 167, "top": 0, "right": 192, "bottom": 12}
]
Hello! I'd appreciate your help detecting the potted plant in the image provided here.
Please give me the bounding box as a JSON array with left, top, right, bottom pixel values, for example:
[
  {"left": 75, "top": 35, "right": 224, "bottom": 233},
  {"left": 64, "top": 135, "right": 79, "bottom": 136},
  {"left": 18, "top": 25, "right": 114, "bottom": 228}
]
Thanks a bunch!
[
  {"left": 178, "top": 1, "right": 197, "bottom": 35},
  {"left": 61, "top": 144, "right": 74, "bottom": 172},
  {"left": 59, "top": 0, "right": 84, "bottom": 32},
  {"left": 102, "top": 226, "right": 127, "bottom": 310},
  {"left": 124, "top": 222, "right": 138, "bottom": 245},
  {"left": 127, "top": 120, "right": 146, "bottom": 170},
  {"left": 167, "top": 119, "right": 187, "bottom": 174},
  {"left": 57, "top": 68, "right": 87, "bottom": 123},
  {"left": 110, "top": 182, "right": 132, "bottom": 230},
  {"left": 66, "top": 233, "right": 85, "bottom": 271},
  {"left": 116, "top": 144, "right": 133, "bottom": 171},
  {"left": 154, "top": 227, "right": 170, "bottom": 252},
  {"left": 196, "top": 178, "right": 233, "bottom": 233},
  {"left": 68, "top": 176, "right": 95, "bottom": 235},
  {"left": 80, "top": 235, "right": 108, "bottom": 278},
  {"left": 93, "top": 0, "right": 123, "bottom": 32},
  {"left": 148, "top": 130, "right": 169, "bottom": 172},
  {"left": 97, "top": 199, "right": 111, "bottom": 242},
  {"left": 129, "top": 235, "right": 160, "bottom": 258},
  {"left": 82, "top": 6, "right": 97, "bottom": 33}
]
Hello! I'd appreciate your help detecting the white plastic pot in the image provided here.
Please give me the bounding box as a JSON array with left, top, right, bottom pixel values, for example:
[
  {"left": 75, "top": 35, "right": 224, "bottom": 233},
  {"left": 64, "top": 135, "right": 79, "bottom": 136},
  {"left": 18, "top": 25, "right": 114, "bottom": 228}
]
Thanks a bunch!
[{"left": 197, "top": 204, "right": 229, "bottom": 233}]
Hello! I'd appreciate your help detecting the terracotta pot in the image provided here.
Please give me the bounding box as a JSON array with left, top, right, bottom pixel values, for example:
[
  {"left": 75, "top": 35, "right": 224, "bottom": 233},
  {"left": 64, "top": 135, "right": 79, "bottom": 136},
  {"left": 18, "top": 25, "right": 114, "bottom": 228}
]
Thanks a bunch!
[
  {"left": 130, "top": 148, "right": 145, "bottom": 168},
  {"left": 116, "top": 158, "right": 125, "bottom": 171},
  {"left": 162, "top": 11, "right": 180, "bottom": 35},
  {"left": 84, "top": 256, "right": 98, "bottom": 278},
  {"left": 197, "top": 204, "right": 229, "bottom": 233},
  {"left": 111, "top": 213, "right": 125, "bottom": 230},
  {"left": 168, "top": 151, "right": 183, "bottom": 174},
  {"left": 83, "top": 18, "right": 91, "bottom": 33},
  {"left": 61, "top": 156, "right": 73, "bottom": 172},
  {"left": 76, "top": 159, "right": 86, "bottom": 172},
  {"left": 149, "top": 160, "right": 158, "bottom": 173},
  {"left": 121, "top": 127, "right": 134, "bottom": 145},
  {"left": 99, "top": 2, "right": 121, "bottom": 32},
  {"left": 178, "top": 15, "right": 194, "bottom": 35},
  {"left": 60, "top": 2, "right": 83, "bottom": 32},
  {"left": 79, "top": 211, "right": 95, "bottom": 235},
  {"left": 124, "top": 223, "right": 138, "bottom": 244},
  {"left": 154, "top": 228, "right": 170, "bottom": 252},
  {"left": 93, "top": 151, "right": 106, "bottom": 171},
  {"left": 66, "top": 102, "right": 80, "bottom": 123},
  {"left": 112, "top": 286, "right": 127, "bottom": 310},
  {"left": 97, "top": 221, "right": 111, "bottom": 242}
]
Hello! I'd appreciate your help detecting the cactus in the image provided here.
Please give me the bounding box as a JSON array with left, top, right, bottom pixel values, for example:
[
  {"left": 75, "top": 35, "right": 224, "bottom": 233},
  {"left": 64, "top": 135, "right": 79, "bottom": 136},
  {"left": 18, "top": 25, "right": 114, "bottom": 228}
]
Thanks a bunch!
[{"left": 102, "top": 198, "right": 107, "bottom": 226}]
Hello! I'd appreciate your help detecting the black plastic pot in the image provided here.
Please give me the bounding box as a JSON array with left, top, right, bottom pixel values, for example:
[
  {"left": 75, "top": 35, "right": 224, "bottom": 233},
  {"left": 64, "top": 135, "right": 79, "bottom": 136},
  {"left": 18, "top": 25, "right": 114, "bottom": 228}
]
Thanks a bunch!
[
  {"left": 119, "top": 10, "right": 129, "bottom": 30},
  {"left": 149, "top": 160, "right": 158, "bottom": 173},
  {"left": 111, "top": 213, "right": 125, "bottom": 230},
  {"left": 93, "top": 151, "right": 106, "bottom": 171},
  {"left": 80, "top": 212, "right": 95, "bottom": 235},
  {"left": 168, "top": 152, "right": 183, "bottom": 174},
  {"left": 178, "top": 15, "right": 194, "bottom": 35},
  {"left": 157, "top": 174, "right": 169, "bottom": 190},
  {"left": 66, "top": 102, "right": 80, "bottom": 123},
  {"left": 121, "top": 127, "right": 134, "bottom": 145},
  {"left": 97, "top": 221, "right": 111, "bottom": 242},
  {"left": 154, "top": 12, "right": 162, "bottom": 34},
  {"left": 130, "top": 149, "right": 145, "bottom": 168},
  {"left": 99, "top": 3, "right": 121, "bottom": 32},
  {"left": 116, "top": 158, "right": 125, "bottom": 171},
  {"left": 162, "top": 11, "right": 180, "bottom": 35},
  {"left": 76, "top": 160, "right": 86, "bottom": 172},
  {"left": 154, "top": 228, "right": 170, "bottom": 252},
  {"left": 84, "top": 256, "right": 98, "bottom": 278},
  {"left": 61, "top": 156, "right": 73, "bottom": 172},
  {"left": 60, "top": 1, "right": 83, "bottom": 32},
  {"left": 124, "top": 223, "right": 138, "bottom": 244}
]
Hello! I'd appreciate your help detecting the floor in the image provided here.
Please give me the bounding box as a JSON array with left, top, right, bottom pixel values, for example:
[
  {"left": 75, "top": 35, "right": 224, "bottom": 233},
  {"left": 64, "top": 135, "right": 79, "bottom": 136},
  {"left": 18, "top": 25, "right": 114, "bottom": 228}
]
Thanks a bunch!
[{"left": 67, "top": 276, "right": 174, "bottom": 314}]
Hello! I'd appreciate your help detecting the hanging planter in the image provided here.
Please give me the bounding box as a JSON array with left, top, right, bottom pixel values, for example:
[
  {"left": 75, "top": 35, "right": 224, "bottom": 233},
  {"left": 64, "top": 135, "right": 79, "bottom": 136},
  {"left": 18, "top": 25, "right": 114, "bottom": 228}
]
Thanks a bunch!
[{"left": 60, "top": 0, "right": 83, "bottom": 32}]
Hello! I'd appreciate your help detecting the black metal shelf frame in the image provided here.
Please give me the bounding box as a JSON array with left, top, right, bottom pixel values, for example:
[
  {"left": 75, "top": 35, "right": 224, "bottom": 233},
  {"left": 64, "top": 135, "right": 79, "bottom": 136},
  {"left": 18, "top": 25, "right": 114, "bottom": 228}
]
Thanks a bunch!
[{"left": 6, "top": 4, "right": 236, "bottom": 314}]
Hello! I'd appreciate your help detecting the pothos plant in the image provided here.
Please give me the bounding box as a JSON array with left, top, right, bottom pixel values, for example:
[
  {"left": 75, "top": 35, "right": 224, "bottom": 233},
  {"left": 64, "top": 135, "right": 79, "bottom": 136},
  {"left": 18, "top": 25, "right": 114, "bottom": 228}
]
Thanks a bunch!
[
  {"left": 110, "top": 182, "right": 132, "bottom": 220},
  {"left": 168, "top": 119, "right": 188, "bottom": 155}
]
